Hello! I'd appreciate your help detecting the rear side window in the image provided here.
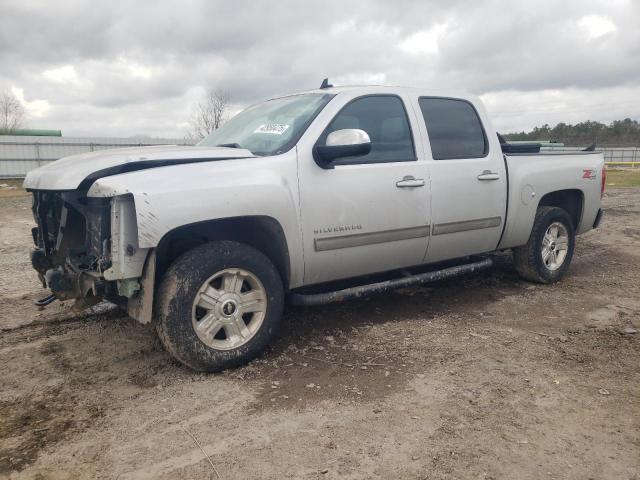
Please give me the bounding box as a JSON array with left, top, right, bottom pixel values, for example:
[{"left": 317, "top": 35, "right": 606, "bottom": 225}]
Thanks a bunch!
[
  {"left": 320, "top": 95, "right": 416, "bottom": 164},
  {"left": 418, "top": 97, "right": 487, "bottom": 160}
]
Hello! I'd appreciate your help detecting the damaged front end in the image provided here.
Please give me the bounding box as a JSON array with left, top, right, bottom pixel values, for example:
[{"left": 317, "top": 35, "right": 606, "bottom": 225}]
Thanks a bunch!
[{"left": 30, "top": 191, "right": 150, "bottom": 312}]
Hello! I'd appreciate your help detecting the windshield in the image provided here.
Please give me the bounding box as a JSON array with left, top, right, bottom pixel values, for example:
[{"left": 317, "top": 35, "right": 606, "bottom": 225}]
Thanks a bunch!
[{"left": 198, "top": 93, "right": 334, "bottom": 156}]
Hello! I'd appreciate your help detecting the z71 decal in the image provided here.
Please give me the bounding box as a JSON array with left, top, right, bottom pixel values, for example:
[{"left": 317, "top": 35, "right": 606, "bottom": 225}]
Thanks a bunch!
[{"left": 582, "top": 169, "right": 596, "bottom": 180}]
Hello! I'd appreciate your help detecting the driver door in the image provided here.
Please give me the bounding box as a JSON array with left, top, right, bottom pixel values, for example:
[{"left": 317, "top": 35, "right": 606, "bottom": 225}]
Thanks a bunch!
[{"left": 297, "top": 93, "right": 431, "bottom": 285}]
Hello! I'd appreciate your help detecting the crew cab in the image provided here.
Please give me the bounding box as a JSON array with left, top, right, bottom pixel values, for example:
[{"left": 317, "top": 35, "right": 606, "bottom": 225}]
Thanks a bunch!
[{"left": 24, "top": 84, "right": 605, "bottom": 371}]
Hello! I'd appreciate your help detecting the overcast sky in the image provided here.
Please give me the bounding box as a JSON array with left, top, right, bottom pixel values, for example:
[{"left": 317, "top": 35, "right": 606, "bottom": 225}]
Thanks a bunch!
[{"left": 1, "top": 0, "right": 639, "bottom": 138}]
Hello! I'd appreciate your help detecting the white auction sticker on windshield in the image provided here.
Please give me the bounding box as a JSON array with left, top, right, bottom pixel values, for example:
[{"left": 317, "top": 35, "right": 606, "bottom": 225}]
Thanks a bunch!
[{"left": 254, "top": 124, "right": 290, "bottom": 135}]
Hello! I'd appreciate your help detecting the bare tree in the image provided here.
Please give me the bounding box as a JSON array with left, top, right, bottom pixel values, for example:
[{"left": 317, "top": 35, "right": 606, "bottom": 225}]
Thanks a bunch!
[
  {"left": 0, "top": 90, "right": 26, "bottom": 133},
  {"left": 189, "top": 89, "right": 230, "bottom": 140}
]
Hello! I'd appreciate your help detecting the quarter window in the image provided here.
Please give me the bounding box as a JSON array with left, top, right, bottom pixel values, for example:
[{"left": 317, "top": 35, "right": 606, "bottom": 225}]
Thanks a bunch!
[
  {"left": 418, "top": 97, "right": 487, "bottom": 160},
  {"left": 319, "top": 95, "right": 416, "bottom": 164}
]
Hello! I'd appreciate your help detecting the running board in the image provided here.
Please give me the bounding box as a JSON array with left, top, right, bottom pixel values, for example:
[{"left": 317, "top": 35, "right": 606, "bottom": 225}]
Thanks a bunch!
[{"left": 289, "top": 257, "right": 493, "bottom": 306}]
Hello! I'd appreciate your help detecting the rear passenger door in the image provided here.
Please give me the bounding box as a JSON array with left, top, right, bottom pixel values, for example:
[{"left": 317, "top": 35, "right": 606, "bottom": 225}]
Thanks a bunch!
[{"left": 416, "top": 97, "right": 507, "bottom": 263}]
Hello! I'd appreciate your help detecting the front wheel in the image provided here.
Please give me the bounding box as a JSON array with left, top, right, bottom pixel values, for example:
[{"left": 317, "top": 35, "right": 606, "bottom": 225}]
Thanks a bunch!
[
  {"left": 513, "top": 206, "right": 576, "bottom": 284},
  {"left": 155, "top": 240, "right": 284, "bottom": 372}
]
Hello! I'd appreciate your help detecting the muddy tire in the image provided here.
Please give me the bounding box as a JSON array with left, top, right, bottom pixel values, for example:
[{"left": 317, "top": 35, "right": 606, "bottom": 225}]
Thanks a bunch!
[
  {"left": 154, "top": 240, "right": 284, "bottom": 372},
  {"left": 513, "top": 206, "right": 576, "bottom": 284}
]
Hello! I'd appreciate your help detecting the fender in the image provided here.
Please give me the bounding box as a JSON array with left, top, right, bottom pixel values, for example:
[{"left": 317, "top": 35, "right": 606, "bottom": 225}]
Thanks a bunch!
[
  {"left": 498, "top": 152, "right": 604, "bottom": 250},
  {"left": 87, "top": 151, "right": 305, "bottom": 287}
]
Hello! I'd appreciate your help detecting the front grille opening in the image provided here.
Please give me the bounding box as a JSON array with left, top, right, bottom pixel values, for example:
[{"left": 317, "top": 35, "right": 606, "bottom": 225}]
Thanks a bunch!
[{"left": 31, "top": 191, "right": 111, "bottom": 272}]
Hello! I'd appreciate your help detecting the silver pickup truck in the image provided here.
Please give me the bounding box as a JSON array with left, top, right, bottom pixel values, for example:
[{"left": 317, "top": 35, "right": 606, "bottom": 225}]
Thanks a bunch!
[{"left": 24, "top": 83, "right": 605, "bottom": 371}]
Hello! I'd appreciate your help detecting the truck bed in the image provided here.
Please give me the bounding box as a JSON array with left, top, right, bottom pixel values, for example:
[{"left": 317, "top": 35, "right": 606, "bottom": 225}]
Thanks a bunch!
[{"left": 498, "top": 151, "right": 605, "bottom": 250}]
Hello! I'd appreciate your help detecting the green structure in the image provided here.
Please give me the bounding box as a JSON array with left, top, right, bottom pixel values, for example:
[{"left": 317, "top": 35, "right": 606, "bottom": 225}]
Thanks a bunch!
[{"left": 0, "top": 128, "right": 62, "bottom": 137}]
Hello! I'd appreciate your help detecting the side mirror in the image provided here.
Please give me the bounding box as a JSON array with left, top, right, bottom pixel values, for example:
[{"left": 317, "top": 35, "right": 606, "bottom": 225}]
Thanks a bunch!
[{"left": 315, "top": 129, "right": 371, "bottom": 167}]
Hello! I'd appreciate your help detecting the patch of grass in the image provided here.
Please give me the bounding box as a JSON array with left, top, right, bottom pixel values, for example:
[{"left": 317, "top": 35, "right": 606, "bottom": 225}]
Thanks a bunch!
[
  {"left": 605, "top": 168, "right": 640, "bottom": 188},
  {"left": 0, "top": 178, "right": 28, "bottom": 198}
]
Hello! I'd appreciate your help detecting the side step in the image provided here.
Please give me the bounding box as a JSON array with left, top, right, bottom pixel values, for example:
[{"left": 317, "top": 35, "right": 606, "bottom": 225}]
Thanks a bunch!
[{"left": 289, "top": 257, "right": 493, "bottom": 306}]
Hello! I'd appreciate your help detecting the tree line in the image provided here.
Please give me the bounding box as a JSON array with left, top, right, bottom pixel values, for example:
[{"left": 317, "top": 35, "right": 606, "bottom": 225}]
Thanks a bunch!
[{"left": 504, "top": 118, "right": 640, "bottom": 146}]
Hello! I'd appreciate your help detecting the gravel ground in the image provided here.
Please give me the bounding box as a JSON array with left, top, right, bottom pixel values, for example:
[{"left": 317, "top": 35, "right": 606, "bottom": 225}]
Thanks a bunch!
[{"left": 0, "top": 189, "right": 638, "bottom": 480}]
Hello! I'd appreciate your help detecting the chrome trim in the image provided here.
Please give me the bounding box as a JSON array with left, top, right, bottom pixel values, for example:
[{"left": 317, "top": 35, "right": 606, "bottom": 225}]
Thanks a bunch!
[
  {"left": 477, "top": 170, "right": 500, "bottom": 181},
  {"left": 433, "top": 216, "right": 502, "bottom": 236},
  {"left": 325, "top": 128, "right": 370, "bottom": 147},
  {"left": 314, "top": 225, "right": 430, "bottom": 252},
  {"left": 396, "top": 175, "right": 426, "bottom": 188}
]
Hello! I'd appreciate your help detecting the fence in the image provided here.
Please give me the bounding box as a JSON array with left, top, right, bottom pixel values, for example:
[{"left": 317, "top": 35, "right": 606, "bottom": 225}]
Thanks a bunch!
[
  {"left": 0, "top": 135, "right": 196, "bottom": 178},
  {"left": 542, "top": 146, "right": 640, "bottom": 166}
]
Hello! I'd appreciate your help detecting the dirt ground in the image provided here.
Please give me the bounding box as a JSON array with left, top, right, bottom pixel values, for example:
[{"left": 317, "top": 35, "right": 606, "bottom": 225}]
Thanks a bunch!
[{"left": 0, "top": 187, "right": 638, "bottom": 480}]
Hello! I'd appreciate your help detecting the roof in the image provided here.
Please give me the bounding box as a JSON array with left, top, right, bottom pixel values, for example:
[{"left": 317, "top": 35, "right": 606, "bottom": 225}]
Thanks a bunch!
[{"left": 279, "top": 84, "right": 478, "bottom": 102}]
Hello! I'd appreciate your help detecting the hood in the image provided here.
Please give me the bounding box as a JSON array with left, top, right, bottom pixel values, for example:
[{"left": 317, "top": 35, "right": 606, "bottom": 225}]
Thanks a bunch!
[{"left": 23, "top": 144, "right": 254, "bottom": 191}]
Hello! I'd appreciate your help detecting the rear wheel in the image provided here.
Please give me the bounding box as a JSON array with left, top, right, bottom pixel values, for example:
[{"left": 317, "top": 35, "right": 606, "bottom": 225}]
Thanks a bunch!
[
  {"left": 155, "top": 240, "right": 284, "bottom": 372},
  {"left": 513, "top": 206, "right": 575, "bottom": 284}
]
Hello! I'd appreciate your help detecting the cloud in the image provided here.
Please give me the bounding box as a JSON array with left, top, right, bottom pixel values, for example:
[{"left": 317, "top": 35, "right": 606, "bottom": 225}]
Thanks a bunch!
[
  {"left": 0, "top": 0, "right": 638, "bottom": 137},
  {"left": 43, "top": 65, "right": 81, "bottom": 85},
  {"left": 11, "top": 87, "right": 50, "bottom": 118},
  {"left": 578, "top": 15, "right": 617, "bottom": 39},
  {"left": 119, "top": 58, "right": 153, "bottom": 80},
  {"left": 398, "top": 24, "right": 448, "bottom": 55}
]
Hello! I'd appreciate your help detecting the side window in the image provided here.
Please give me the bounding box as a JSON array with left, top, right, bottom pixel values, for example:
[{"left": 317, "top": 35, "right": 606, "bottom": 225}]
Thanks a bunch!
[
  {"left": 418, "top": 97, "right": 487, "bottom": 160},
  {"left": 319, "top": 95, "right": 416, "bottom": 164}
]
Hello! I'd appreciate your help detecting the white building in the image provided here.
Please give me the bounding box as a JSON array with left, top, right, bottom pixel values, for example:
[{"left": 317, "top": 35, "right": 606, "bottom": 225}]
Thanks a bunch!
[{"left": 0, "top": 135, "right": 196, "bottom": 178}]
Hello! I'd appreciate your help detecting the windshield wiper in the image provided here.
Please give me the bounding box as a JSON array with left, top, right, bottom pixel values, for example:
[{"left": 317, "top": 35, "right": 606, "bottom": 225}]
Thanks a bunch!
[{"left": 216, "top": 143, "right": 243, "bottom": 149}]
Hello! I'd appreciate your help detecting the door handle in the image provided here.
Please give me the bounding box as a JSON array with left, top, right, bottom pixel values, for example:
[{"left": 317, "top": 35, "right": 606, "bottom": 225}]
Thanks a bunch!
[
  {"left": 477, "top": 170, "right": 500, "bottom": 181},
  {"left": 396, "top": 175, "right": 425, "bottom": 188}
]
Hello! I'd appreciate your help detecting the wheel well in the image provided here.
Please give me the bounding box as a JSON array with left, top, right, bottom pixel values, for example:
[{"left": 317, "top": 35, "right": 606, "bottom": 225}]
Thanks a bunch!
[
  {"left": 538, "top": 189, "right": 583, "bottom": 229},
  {"left": 155, "top": 216, "right": 291, "bottom": 289}
]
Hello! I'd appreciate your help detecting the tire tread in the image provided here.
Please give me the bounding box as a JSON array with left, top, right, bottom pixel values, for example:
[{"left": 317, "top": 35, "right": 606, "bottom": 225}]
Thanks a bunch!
[
  {"left": 154, "top": 240, "right": 284, "bottom": 372},
  {"left": 513, "top": 206, "right": 575, "bottom": 284}
]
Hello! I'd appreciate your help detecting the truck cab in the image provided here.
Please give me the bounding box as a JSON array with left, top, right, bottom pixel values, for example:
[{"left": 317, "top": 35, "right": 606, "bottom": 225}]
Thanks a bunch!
[{"left": 294, "top": 87, "right": 507, "bottom": 284}]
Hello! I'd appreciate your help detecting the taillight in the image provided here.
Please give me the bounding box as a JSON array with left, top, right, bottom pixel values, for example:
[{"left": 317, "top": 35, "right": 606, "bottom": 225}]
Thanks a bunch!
[{"left": 601, "top": 166, "right": 606, "bottom": 198}]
